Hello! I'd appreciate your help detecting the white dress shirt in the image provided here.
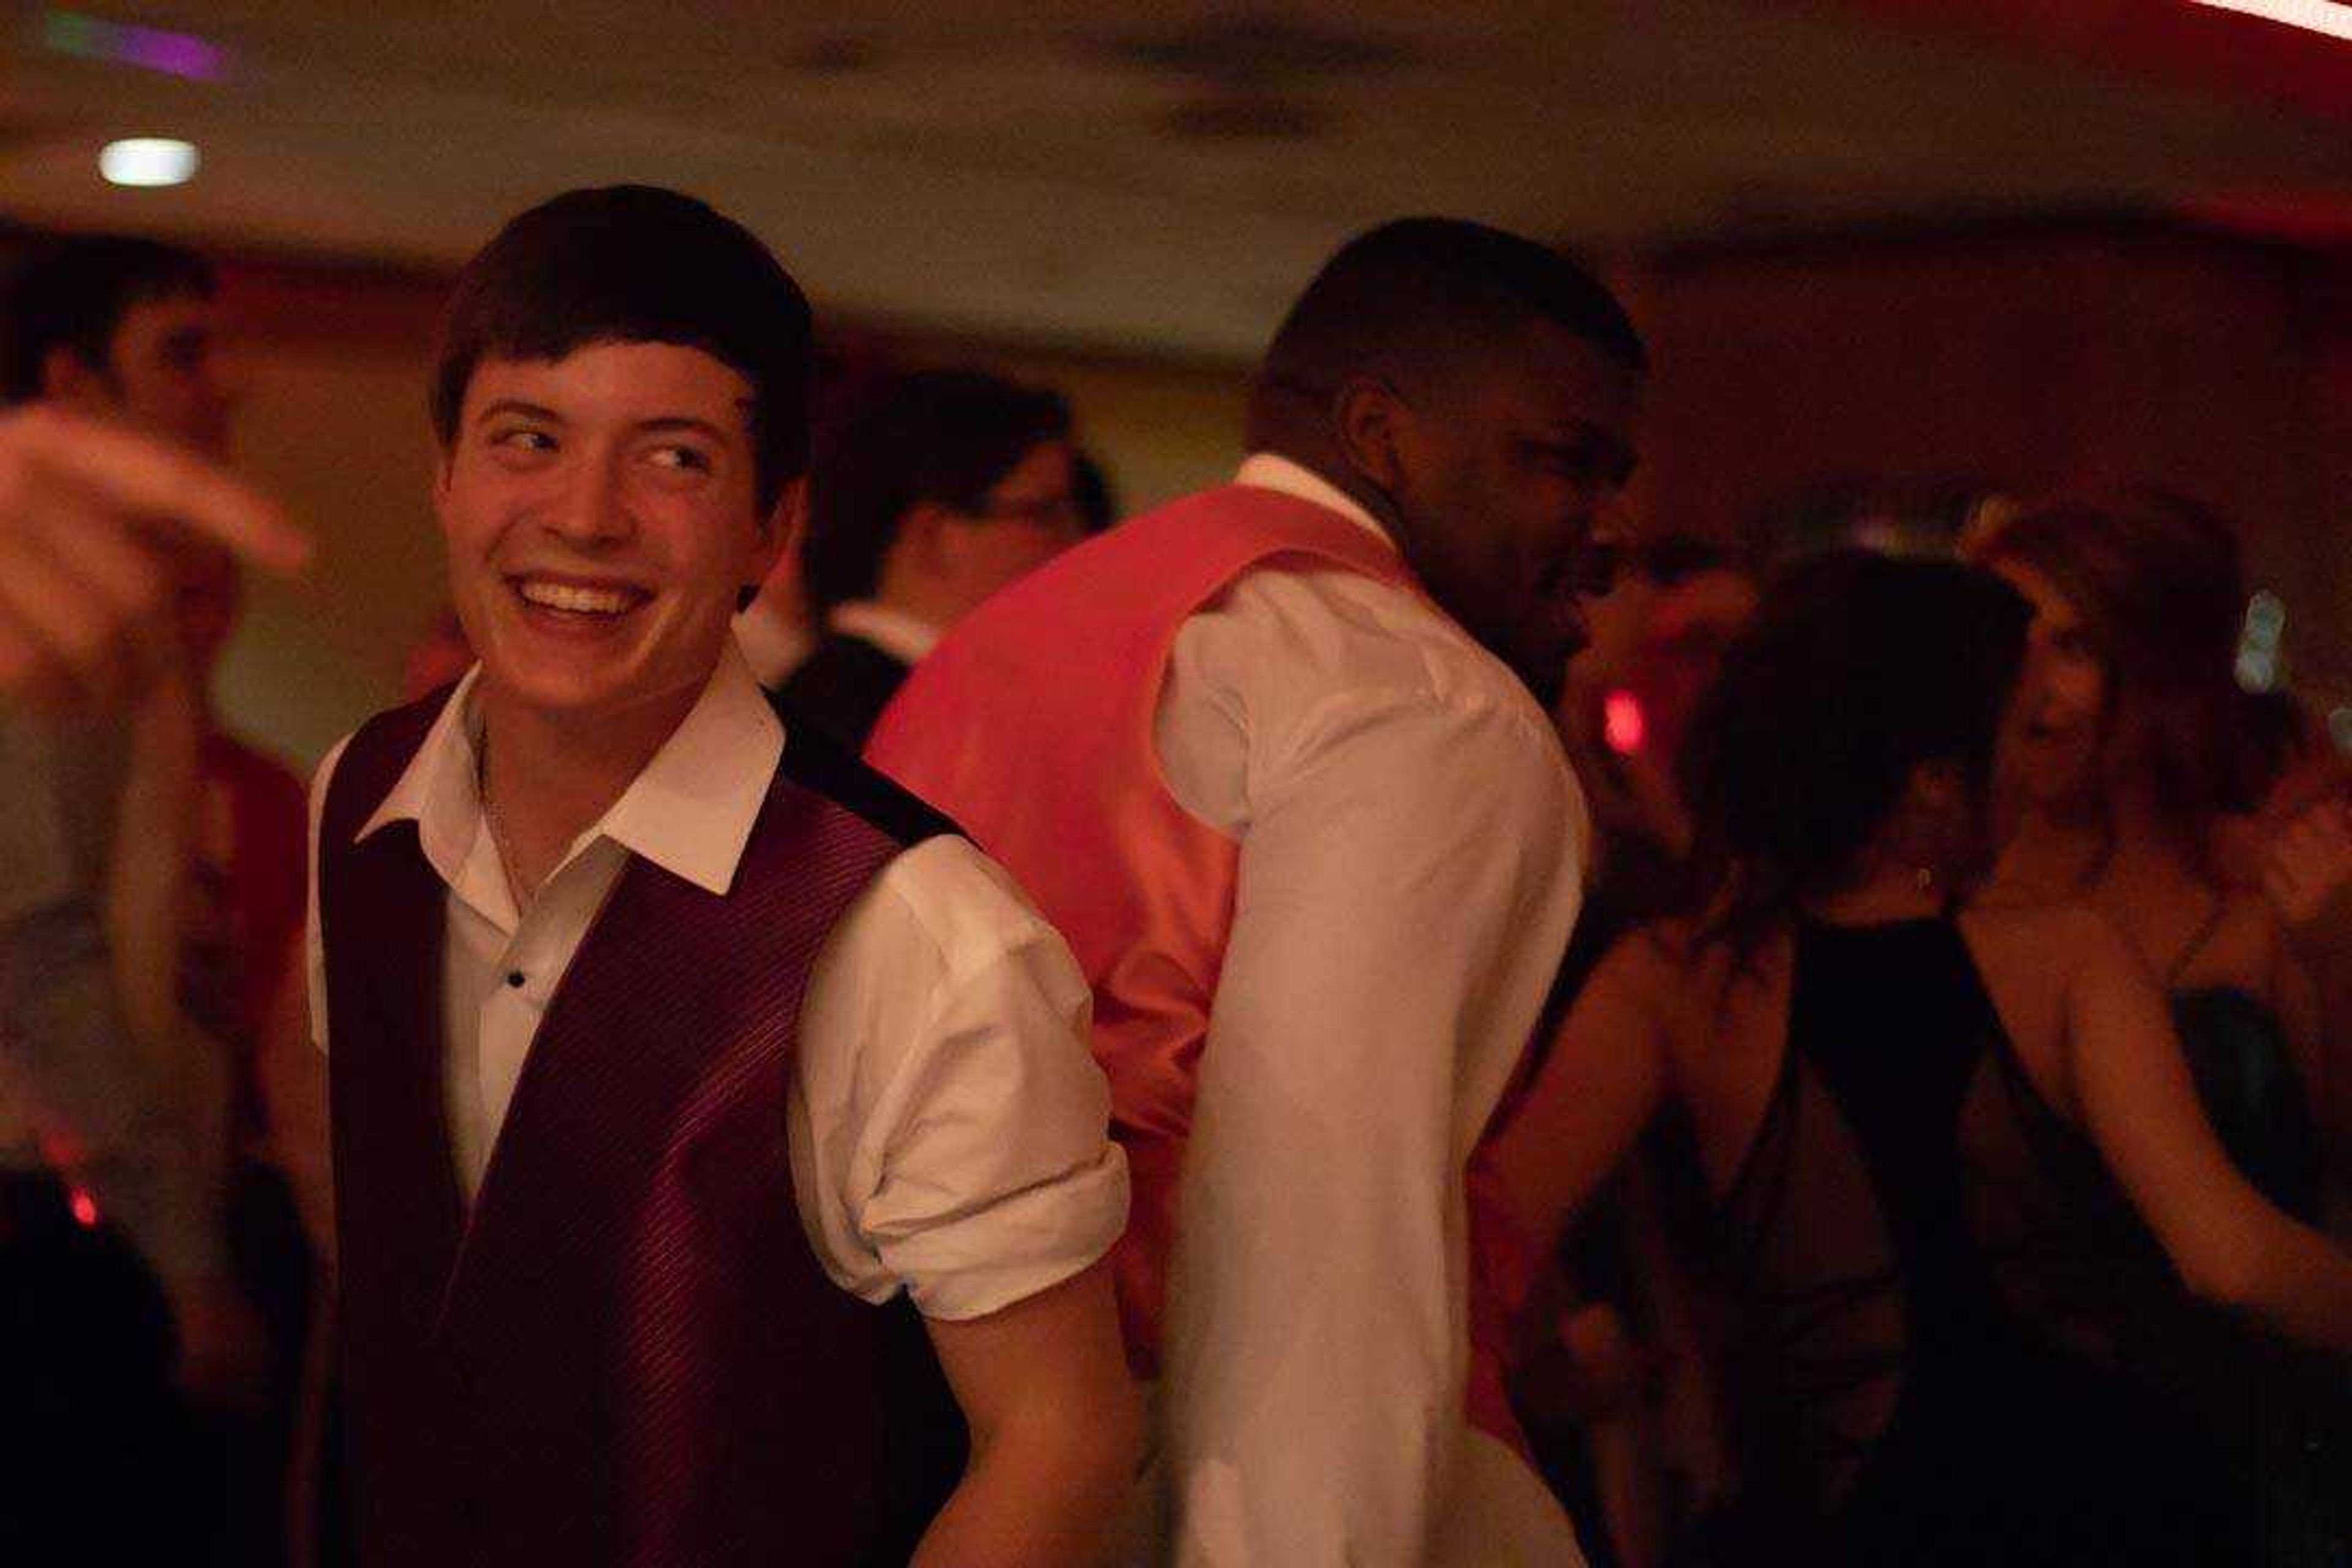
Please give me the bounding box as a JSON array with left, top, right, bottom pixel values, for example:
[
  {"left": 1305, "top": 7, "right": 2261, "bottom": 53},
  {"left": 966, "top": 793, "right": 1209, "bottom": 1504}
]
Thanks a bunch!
[
  {"left": 1149, "top": 455, "right": 1589, "bottom": 1566},
  {"left": 827, "top": 601, "right": 943, "bottom": 667},
  {"left": 305, "top": 644, "right": 1127, "bottom": 1322}
]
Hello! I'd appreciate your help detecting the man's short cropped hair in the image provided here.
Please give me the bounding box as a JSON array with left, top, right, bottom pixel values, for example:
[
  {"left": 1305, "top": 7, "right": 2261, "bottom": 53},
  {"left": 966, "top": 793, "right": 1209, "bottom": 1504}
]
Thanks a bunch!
[
  {"left": 429, "top": 185, "right": 815, "bottom": 513},
  {"left": 2, "top": 235, "right": 215, "bottom": 404},
  {"left": 801, "top": 368, "right": 1071, "bottom": 612},
  {"left": 1253, "top": 216, "right": 1646, "bottom": 417}
]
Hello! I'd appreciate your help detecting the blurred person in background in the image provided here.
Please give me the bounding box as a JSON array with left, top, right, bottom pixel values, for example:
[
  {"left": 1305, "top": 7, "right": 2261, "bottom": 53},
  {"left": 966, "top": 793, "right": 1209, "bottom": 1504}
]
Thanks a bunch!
[
  {"left": 1966, "top": 491, "right": 2351, "bottom": 1564},
  {"left": 1, "top": 235, "right": 311, "bottom": 1561},
  {"left": 783, "top": 367, "right": 1081, "bottom": 750},
  {"left": 1551, "top": 535, "right": 1762, "bottom": 1000},
  {"left": 2223, "top": 690, "right": 2352, "bottom": 1199},
  {"left": 1518, "top": 533, "right": 1760, "bottom": 1567},
  {"left": 1965, "top": 492, "right": 2334, "bottom": 1216},
  {"left": 1498, "top": 550, "right": 2352, "bottom": 1566}
]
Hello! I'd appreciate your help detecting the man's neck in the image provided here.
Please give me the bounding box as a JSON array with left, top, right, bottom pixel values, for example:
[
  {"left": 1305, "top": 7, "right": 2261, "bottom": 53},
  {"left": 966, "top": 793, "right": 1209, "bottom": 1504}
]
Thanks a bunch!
[
  {"left": 1254, "top": 435, "right": 1400, "bottom": 544},
  {"left": 476, "top": 679, "right": 701, "bottom": 902}
]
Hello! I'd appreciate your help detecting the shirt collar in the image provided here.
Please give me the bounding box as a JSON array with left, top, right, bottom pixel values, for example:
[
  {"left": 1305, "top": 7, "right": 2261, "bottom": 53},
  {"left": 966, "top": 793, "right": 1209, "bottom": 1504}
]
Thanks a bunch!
[
  {"left": 355, "top": 643, "right": 784, "bottom": 899},
  {"left": 827, "top": 600, "right": 941, "bottom": 666},
  {"left": 1233, "top": 453, "right": 1398, "bottom": 552},
  {"left": 357, "top": 662, "right": 490, "bottom": 888}
]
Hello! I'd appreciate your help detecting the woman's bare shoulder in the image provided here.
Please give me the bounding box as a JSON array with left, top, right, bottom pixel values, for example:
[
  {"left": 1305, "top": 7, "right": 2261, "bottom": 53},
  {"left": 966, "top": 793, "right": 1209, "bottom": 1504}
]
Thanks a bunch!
[{"left": 1962, "top": 894, "right": 2141, "bottom": 992}]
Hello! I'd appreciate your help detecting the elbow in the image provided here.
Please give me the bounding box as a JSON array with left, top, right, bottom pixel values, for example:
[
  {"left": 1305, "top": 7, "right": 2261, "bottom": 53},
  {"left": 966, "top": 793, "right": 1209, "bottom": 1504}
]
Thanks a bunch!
[{"left": 2173, "top": 1232, "right": 2263, "bottom": 1314}]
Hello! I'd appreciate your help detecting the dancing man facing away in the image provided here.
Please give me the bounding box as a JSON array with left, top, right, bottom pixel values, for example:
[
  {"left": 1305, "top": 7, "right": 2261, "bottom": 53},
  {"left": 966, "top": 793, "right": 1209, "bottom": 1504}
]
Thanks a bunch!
[{"left": 870, "top": 219, "right": 1643, "bottom": 1565}]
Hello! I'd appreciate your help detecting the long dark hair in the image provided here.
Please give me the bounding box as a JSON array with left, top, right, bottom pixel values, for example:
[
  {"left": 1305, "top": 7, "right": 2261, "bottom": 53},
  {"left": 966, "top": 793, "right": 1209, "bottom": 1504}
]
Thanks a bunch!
[
  {"left": 1972, "top": 488, "right": 2282, "bottom": 844},
  {"left": 1676, "top": 551, "right": 2031, "bottom": 956}
]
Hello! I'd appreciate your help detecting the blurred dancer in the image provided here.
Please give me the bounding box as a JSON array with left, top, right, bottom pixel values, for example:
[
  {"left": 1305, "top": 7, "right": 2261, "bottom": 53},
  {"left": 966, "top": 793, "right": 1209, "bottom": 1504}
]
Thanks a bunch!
[
  {"left": 784, "top": 368, "right": 1080, "bottom": 748},
  {"left": 1967, "top": 493, "right": 2329, "bottom": 1212},
  {"left": 2, "top": 236, "right": 301, "bottom": 1560},
  {"left": 1498, "top": 551, "right": 2352, "bottom": 1566},
  {"left": 871, "top": 218, "right": 1642, "bottom": 1564},
  {"left": 1969, "top": 492, "right": 2351, "bottom": 1564}
]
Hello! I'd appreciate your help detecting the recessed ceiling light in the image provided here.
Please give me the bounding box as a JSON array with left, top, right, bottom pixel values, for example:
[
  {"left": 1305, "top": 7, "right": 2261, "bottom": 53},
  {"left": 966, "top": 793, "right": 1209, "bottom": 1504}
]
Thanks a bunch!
[
  {"left": 2187, "top": 0, "right": 2352, "bottom": 42},
  {"left": 99, "top": 137, "right": 199, "bottom": 187}
]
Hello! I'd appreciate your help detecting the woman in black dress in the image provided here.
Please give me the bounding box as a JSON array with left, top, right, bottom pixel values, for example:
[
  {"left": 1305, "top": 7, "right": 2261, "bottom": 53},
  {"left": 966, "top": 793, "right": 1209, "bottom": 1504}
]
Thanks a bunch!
[{"left": 1494, "top": 551, "right": 2352, "bottom": 1566}]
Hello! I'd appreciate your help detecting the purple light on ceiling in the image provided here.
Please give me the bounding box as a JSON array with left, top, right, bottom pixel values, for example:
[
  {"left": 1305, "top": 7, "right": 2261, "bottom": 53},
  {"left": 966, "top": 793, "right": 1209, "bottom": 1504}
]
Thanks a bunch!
[{"left": 40, "top": 11, "right": 228, "bottom": 81}]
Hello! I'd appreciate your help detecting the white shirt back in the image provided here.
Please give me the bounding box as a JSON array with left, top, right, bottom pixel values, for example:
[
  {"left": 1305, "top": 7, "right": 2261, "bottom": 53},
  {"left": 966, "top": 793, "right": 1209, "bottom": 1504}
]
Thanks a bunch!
[{"left": 1147, "top": 456, "right": 1590, "bottom": 1565}]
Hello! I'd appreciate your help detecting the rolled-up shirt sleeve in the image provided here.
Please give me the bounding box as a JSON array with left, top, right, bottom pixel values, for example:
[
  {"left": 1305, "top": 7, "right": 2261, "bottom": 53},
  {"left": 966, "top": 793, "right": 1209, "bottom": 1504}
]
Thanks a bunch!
[{"left": 788, "top": 835, "right": 1128, "bottom": 1322}]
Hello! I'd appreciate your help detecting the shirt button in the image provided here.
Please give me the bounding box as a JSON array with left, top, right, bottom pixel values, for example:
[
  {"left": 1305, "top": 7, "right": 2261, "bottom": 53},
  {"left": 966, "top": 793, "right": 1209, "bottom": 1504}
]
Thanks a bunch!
[{"left": 506, "top": 971, "right": 525, "bottom": 988}]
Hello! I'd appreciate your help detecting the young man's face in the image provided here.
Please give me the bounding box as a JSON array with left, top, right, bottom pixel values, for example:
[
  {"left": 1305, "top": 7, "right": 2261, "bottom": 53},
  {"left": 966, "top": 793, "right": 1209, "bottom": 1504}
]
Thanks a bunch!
[
  {"left": 435, "top": 340, "right": 785, "bottom": 729},
  {"left": 924, "top": 437, "right": 1085, "bottom": 622},
  {"left": 48, "top": 290, "right": 243, "bottom": 672},
  {"left": 115, "top": 293, "right": 233, "bottom": 458}
]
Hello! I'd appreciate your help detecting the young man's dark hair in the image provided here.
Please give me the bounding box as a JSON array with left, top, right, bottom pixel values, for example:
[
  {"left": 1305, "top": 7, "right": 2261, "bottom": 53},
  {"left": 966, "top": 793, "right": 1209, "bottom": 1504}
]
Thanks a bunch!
[
  {"left": 428, "top": 184, "right": 815, "bottom": 513},
  {"left": 2, "top": 235, "right": 215, "bottom": 404},
  {"left": 800, "top": 368, "right": 1071, "bottom": 613},
  {"left": 1248, "top": 216, "right": 1645, "bottom": 434}
]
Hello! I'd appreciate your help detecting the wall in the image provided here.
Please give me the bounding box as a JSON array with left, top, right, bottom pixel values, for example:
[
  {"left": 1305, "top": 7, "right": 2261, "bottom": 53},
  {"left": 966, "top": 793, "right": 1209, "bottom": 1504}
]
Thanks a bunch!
[
  {"left": 1627, "top": 224, "right": 2350, "bottom": 702},
  {"left": 20, "top": 219, "right": 2346, "bottom": 767}
]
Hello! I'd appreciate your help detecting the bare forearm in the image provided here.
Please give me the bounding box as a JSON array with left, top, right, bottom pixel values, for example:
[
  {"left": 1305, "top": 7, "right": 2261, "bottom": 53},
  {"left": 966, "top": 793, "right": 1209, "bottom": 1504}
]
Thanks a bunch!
[
  {"left": 912, "top": 1418, "right": 1139, "bottom": 1568},
  {"left": 2233, "top": 1215, "right": 2352, "bottom": 1352}
]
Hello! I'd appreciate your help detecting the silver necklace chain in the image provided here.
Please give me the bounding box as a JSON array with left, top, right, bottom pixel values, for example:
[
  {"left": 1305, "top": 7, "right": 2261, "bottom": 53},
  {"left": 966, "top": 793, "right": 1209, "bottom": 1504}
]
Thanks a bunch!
[{"left": 477, "top": 735, "right": 533, "bottom": 908}]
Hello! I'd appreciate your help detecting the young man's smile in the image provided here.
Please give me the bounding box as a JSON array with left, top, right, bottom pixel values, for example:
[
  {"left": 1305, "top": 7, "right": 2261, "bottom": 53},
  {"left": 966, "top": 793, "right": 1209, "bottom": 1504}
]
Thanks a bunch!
[{"left": 436, "top": 339, "right": 782, "bottom": 726}]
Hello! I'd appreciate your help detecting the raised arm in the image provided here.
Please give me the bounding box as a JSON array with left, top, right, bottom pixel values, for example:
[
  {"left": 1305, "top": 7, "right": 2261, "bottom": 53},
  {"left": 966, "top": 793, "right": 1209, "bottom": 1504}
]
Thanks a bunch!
[
  {"left": 2065, "top": 910, "right": 2352, "bottom": 1349},
  {"left": 0, "top": 404, "right": 305, "bottom": 709},
  {"left": 1491, "top": 933, "right": 1675, "bottom": 1267}
]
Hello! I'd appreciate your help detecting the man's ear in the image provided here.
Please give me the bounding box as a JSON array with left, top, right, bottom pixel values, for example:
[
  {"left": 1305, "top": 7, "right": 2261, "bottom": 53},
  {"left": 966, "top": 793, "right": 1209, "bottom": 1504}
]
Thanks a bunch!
[
  {"left": 757, "top": 476, "right": 808, "bottom": 567},
  {"left": 40, "top": 344, "right": 113, "bottom": 413},
  {"left": 1332, "top": 374, "right": 1411, "bottom": 496},
  {"left": 737, "top": 477, "right": 806, "bottom": 609}
]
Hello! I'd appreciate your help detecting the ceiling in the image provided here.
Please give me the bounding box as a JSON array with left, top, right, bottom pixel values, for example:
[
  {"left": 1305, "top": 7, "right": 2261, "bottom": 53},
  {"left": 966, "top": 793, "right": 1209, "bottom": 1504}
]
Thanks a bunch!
[{"left": 3, "top": 0, "right": 2348, "bottom": 358}]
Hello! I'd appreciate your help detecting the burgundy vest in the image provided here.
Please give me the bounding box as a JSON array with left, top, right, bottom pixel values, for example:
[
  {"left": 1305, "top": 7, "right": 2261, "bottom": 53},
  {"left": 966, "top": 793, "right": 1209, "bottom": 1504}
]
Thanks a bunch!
[{"left": 321, "top": 692, "right": 965, "bottom": 1567}]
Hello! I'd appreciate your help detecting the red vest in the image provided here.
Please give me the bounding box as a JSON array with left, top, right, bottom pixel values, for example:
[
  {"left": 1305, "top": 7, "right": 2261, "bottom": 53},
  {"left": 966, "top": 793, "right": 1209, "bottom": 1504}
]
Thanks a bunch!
[
  {"left": 867, "top": 484, "right": 1537, "bottom": 1450},
  {"left": 320, "top": 695, "right": 964, "bottom": 1567}
]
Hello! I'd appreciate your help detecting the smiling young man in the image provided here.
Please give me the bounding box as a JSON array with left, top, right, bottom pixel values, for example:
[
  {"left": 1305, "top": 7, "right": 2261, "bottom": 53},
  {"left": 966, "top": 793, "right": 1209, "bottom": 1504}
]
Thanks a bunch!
[
  {"left": 869, "top": 219, "right": 1644, "bottom": 1564},
  {"left": 303, "top": 187, "right": 1137, "bottom": 1566}
]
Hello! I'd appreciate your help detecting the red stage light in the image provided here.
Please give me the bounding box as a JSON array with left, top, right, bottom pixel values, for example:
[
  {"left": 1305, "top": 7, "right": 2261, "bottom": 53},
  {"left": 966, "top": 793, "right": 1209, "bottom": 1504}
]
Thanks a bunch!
[{"left": 69, "top": 1188, "right": 100, "bottom": 1228}]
